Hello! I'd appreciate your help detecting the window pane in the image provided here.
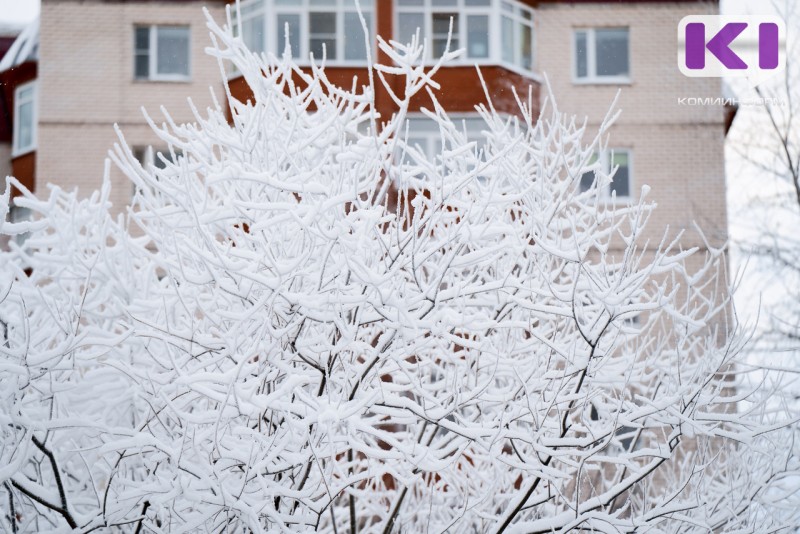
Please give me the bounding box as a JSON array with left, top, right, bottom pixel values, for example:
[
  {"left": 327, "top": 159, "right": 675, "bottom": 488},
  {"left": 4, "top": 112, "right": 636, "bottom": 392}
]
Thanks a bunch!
[
  {"left": 135, "top": 27, "right": 150, "bottom": 78},
  {"left": 9, "top": 205, "right": 32, "bottom": 246},
  {"left": 133, "top": 147, "right": 148, "bottom": 166},
  {"left": 432, "top": 13, "right": 458, "bottom": 57},
  {"left": 595, "top": 28, "right": 629, "bottom": 77},
  {"left": 432, "top": 12, "right": 457, "bottom": 35},
  {"left": 397, "top": 0, "right": 424, "bottom": 5},
  {"left": 502, "top": 16, "right": 514, "bottom": 63},
  {"left": 154, "top": 149, "right": 183, "bottom": 170},
  {"left": 575, "top": 31, "right": 588, "bottom": 78},
  {"left": 579, "top": 153, "right": 598, "bottom": 193},
  {"left": 397, "top": 13, "right": 424, "bottom": 46},
  {"left": 579, "top": 171, "right": 594, "bottom": 193},
  {"left": 156, "top": 26, "right": 189, "bottom": 76},
  {"left": 345, "top": 12, "right": 371, "bottom": 60},
  {"left": 243, "top": 14, "right": 265, "bottom": 53},
  {"left": 135, "top": 27, "right": 150, "bottom": 51},
  {"left": 465, "top": 0, "right": 490, "bottom": 5},
  {"left": 16, "top": 100, "right": 33, "bottom": 150},
  {"left": 310, "top": 11, "right": 336, "bottom": 34},
  {"left": 309, "top": 12, "right": 337, "bottom": 59},
  {"left": 467, "top": 15, "right": 489, "bottom": 58},
  {"left": 432, "top": 0, "right": 457, "bottom": 5},
  {"left": 135, "top": 53, "right": 149, "bottom": 78},
  {"left": 343, "top": 0, "right": 373, "bottom": 7},
  {"left": 310, "top": 38, "right": 337, "bottom": 59},
  {"left": 611, "top": 152, "right": 630, "bottom": 197},
  {"left": 277, "top": 14, "right": 300, "bottom": 57},
  {"left": 17, "top": 87, "right": 33, "bottom": 101},
  {"left": 520, "top": 21, "right": 532, "bottom": 69},
  {"left": 240, "top": 1, "right": 262, "bottom": 17}
]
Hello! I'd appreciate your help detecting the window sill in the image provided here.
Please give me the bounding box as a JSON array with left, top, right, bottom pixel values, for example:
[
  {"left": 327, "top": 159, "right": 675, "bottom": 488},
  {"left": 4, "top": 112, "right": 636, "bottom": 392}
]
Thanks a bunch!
[
  {"left": 572, "top": 77, "right": 633, "bottom": 86},
  {"left": 11, "top": 147, "right": 36, "bottom": 159},
  {"left": 133, "top": 77, "right": 192, "bottom": 84}
]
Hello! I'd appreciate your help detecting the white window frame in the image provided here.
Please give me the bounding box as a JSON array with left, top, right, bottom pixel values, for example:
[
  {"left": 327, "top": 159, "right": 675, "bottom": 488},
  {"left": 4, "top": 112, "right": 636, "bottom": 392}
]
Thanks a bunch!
[
  {"left": 499, "top": 0, "right": 535, "bottom": 72},
  {"left": 12, "top": 81, "right": 37, "bottom": 157},
  {"left": 134, "top": 25, "right": 192, "bottom": 82},
  {"left": 400, "top": 113, "right": 494, "bottom": 181},
  {"left": 394, "top": 0, "right": 536, "bottom": 76},
  {"left": 581, "top": 149, "right": 633, "bottom": 200},
  {"left": 573, "top": 27, "right": 631, "bottom": 84},
  {"left": 236, "top": 0, "right": 375, "bottom": 66},
  {"left": 402, "top": 114, "right": 488, "bottom": 158}
]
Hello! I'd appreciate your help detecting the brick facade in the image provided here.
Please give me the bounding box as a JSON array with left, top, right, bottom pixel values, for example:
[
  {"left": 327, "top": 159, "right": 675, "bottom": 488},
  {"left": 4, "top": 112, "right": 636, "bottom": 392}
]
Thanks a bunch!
[
  {"left": 6, "top": 0, "right": 727, "bottom": 255},
  {"left": 536, "top": 1, "right": 727, "bottom": 249},
  {"left": 36, "top": 0, "right": 226, "bottom": 210}
]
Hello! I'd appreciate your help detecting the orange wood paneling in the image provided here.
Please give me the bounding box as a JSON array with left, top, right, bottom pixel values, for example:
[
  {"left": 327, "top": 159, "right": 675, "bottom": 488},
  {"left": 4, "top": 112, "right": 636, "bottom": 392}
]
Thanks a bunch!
[{"left": 10, "top": 150, "right": 35, "bottom": 196}]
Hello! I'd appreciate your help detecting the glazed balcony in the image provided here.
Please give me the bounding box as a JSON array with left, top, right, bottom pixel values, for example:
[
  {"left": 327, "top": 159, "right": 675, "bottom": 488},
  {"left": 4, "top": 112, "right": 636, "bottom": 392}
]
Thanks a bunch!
[{"left": 226, "top": 0, "right": 541, "bottom": 120}]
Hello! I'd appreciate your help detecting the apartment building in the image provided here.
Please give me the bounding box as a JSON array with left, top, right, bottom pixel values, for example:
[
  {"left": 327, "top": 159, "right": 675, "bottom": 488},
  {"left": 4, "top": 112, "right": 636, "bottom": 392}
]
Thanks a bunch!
[
  {"left": 0, "top": 0, "right": 228, "bottom": 217},
  {"left": 0, "top": 0, "right": 728, "bottom": 253}
]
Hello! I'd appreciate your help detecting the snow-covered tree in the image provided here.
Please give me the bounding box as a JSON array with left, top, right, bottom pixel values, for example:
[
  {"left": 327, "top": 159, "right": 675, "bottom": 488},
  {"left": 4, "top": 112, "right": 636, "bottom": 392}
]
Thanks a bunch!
[
  {"left": 1, "top": 7, "right": 798, "bottom": 533},
  {"left": 727, "top": 0, "right": 800, "bottom": 361}
]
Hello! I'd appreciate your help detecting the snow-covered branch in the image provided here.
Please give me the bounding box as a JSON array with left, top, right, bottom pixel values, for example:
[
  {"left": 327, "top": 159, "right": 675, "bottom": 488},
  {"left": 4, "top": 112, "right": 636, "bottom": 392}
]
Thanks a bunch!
[{"left": 0, "top": 6, "right": 798, "bottom": 533}]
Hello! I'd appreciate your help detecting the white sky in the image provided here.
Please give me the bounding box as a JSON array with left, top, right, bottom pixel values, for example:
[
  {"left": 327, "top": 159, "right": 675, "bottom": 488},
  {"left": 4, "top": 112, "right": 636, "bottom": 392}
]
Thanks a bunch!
[{"left": 0, "top": 0, "right": 39, "bottom": 27}]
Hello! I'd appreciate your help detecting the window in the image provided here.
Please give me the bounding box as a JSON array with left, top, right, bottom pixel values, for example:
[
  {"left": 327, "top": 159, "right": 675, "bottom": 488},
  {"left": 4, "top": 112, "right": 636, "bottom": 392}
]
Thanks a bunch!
[
  {"left": 395, "top": 0, "right": 533, "bottom": 71},
  {"left": 237, "top": 0, "right": 374, "bottom": 63},
  {"left": 397, "top": 0, "right": 482, "bottom": 59},
  {"left": 13, "top": 81, "right": 36, "bottom": 156},
  {"left": 134, "top": 25, "right": 191, "bottom": 81},
  {"left": 8, "top": 203, "right": 32, "bottom": 247},
  {"left": 401, "top": 116, "right": 488, "bottom": 179},
  {"left": 500, "top": 1, "right": 534, "bottom": 71},
  {"left": 131, "top": 146, "right": 184, "bottom": 196},
  {"left": 133, "top": 146, "right": 184, "bottom": 170},
  {"left": 579, "top": 149, "right": 632, "bottom": 199},
  {"left": 574, "top": 28, "right": 630, "bottom": 82}
]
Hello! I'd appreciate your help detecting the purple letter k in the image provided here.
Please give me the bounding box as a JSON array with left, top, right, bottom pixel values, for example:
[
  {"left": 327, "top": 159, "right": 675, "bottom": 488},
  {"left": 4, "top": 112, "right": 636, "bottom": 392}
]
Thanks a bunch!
[{"left": 686, "top": 22, "right": 748, "bottom": 70}]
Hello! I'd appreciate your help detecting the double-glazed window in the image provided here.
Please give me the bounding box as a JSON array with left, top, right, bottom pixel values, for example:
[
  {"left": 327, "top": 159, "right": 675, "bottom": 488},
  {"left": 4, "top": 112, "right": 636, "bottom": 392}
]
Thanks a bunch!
[
  {"left": 238, "top": 0, "right": 374, "bottom": 62},
  {"left": 133, "top": 146, "right": 184, "bottom": 171},
  {"left": 395, "top": 0, "right": 534, "bottom": 71},
  {"left": 13, "top": 81, "right": 37, "bottom": 156},
  {"left": 8, "top": 204, "right": 32, "bottom": 247},
  {"left": 580, "top": 149, "right": 632, "bottom": 199},
  {"left": 397, "top": 0, "right": 490, "bottom": 59},
  {"left": 574, "top": 28, "right": 630, "bottom": 82},
  {"left": 134, "top": 25, "right": 191, "bottom": 81},
  {"left": 236, "top": 0, "right": 535, "bottom": 71},
  {"left": 131, "top": 146, "right": 184, "bottom": 197},
  {"left": 401, "top": 116, "right": 488, "bottom": 180},
  {"left": 500, "top": 1, "right": 533, "bottom": 71}
]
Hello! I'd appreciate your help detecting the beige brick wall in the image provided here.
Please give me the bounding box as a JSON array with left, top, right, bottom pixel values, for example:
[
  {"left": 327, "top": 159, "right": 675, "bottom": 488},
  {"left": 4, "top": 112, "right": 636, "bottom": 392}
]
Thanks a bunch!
[
  {"left": 536, "top": 1, "right": 728, "bottom": 249},
  {"left": 37, "top": 0, "right": 227, "bottom": 211},
  {"left": 33, "top": 0, "right": 728, "bottom": 249}
]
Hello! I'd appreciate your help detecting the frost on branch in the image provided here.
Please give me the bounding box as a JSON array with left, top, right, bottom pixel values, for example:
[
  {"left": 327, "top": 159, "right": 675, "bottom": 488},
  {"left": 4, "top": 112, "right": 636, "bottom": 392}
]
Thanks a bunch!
[{"left": 1, "top": 7, "right": 799, "bottom": 533}]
